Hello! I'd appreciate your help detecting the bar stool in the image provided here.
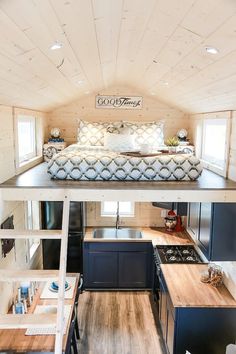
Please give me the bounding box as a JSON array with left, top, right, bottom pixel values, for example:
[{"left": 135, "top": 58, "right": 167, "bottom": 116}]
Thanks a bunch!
[
  {"left": 65, "top": 308, "right": 78, "bottom": 354},
  {"left": 74, "top": 276, "right": 83, "bottom": 340}
]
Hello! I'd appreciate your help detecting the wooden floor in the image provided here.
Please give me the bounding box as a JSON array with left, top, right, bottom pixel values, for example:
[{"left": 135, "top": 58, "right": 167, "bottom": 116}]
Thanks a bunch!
[{"left": 77, "top": 291, "right": 165, "bottom": 354}]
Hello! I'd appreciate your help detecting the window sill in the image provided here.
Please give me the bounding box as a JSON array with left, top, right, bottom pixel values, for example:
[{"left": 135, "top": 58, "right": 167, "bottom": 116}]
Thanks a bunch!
[
  {"left": 101, "top": 214, "right": 135, "bottom": 218},
  {"left": 16, "top": 156, "right": 43, "bottom": 175},
  {"left": 29, "top": 242, "right": 40, "bottom": 260},
  {"left": 200, "top": 159, "right": 226, "bottom": 177}
]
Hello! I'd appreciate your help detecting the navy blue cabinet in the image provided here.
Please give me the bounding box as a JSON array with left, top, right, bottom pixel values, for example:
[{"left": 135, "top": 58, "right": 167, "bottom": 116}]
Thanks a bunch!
[
  {"left": 118, "top": 252, "right": 149, "bottom": 288},
  {"left": 157, "top": 271, "right": 236, "bottom": 354},
  {"left": 188, "top": 203, "right": 236, "bottom": 261},
  {"left": 198, "top": 203, "right": 211, "bottom": 257},
  {"left": 83, "top": 242, "right": 152, "bottom": 289},
  {"left": 159, "top": 275, "right": 168, "bottom": 343},
  {"left": 187, "top": 202, "right": 200, "bottom": 241},
  {"left": 87, "top": 252, "right": 118, "bottom": 288}
]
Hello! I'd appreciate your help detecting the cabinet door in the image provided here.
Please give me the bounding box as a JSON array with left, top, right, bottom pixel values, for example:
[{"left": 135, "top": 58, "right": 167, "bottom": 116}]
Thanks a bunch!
[
  {"left": 187, "top": 203, "right": 200, "bottom": 241},
  {"left": 166, "top": 296, "right": 175, "bottom": 354},
  {"left": 86, "top": 252, "right": 118, "bottom": 288},
  {"left": 159, "top": 277, "right": 167, "bottom": 341},
  {"left": 118, "top": 252, "right": 148, "bottom": 288},
  {"left": 211, "top": 203, "right": 236, "bottom": 261},
  {"left": 199, "top": 203, "right": 212, "bottom": 258}
]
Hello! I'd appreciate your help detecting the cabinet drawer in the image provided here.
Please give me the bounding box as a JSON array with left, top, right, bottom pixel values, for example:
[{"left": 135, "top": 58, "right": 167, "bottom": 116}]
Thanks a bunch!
[{"left": 84, "top": 241, "right": 151, "bottom": 252}]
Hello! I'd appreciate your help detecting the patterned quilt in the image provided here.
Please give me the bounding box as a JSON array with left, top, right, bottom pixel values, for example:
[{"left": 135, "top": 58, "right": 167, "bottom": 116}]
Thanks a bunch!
[{"left": 47, "top": 145, "right": 202, "bottom": 181}]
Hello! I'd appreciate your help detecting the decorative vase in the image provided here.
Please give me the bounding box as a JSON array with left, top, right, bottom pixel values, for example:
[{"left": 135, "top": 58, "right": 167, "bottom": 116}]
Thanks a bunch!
[{"left": 168, "top": 146, "right": 177, "bottom": 153}]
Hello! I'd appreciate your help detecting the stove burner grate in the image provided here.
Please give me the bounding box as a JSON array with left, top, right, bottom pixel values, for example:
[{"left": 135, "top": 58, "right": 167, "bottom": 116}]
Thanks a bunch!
[{"left": 155, "top": 245, "right": 203, "bottom": 264}]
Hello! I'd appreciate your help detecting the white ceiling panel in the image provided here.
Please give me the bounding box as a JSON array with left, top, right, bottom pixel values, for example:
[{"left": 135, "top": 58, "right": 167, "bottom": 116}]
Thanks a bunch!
[{"left": 0, "top": 0, "right": 235, "bottom": 112}]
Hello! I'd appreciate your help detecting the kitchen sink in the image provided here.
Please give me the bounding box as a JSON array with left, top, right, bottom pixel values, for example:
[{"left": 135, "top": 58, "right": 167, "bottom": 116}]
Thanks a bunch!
[{"left": 93, "top": 228, "right": 142, "bottom": 239}]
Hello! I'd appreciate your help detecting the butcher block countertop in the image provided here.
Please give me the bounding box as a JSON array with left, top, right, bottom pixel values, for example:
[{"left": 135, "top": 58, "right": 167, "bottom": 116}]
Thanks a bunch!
[
  {"left": 84, "top": 227, "right": 193, "bottom": 246},
  {"left": 161, "top": 264, "right": 236, "bottom": 308}
]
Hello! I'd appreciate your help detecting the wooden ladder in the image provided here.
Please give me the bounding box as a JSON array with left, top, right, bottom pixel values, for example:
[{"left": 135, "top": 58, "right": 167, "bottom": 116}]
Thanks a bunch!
[{"left": 0, "top": 197, "right": 70, "bottom": 354}]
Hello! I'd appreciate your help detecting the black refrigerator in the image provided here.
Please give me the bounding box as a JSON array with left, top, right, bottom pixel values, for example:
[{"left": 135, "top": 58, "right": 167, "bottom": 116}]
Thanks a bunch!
[{"left": 41, "top": 201, "right": 86, "bottom": 273}]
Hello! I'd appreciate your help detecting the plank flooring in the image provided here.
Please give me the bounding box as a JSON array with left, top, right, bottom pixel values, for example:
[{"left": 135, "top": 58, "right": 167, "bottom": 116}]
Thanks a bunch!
[{"left": 77, "top": 291, "right": 165, "bottom": 354}]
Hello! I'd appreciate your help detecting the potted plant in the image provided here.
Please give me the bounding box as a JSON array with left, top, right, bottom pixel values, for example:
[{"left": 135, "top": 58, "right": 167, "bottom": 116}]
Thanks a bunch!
[{"left": 165, "top": 136, "right": 179, "bottom": 153}]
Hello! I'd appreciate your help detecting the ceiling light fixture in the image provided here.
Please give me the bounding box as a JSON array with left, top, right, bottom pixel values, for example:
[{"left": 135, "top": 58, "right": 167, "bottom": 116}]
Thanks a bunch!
[
  {"left": 205, "top": 46, "right": 219, "bottom": 54},
  {"left": 78, "top": 80, "right": 84, "bottom": 84},
  {"left": 50, "top": 41, "right": 63, "bottom": 50}
]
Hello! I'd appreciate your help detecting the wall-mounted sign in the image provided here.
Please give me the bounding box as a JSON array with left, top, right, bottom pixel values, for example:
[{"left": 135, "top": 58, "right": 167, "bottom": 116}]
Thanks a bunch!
[{"left": 96, "top": 95, "right": 142, "bottom": 109}]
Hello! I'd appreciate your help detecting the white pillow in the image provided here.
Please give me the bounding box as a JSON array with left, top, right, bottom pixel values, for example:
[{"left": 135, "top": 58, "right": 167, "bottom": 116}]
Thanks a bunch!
[
  {"left": 123, "top": 120, "right": 164, "bottom": 147},
  {"left": 104, "top": 132, "right": 136, "bottom": 152},
  {"left": 77, "top": 119, "right": 122, "bottom": 146}
]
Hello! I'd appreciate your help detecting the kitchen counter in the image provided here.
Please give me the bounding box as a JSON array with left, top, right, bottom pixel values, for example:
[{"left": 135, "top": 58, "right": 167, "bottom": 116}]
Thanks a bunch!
[
  {"left": 84, "top": 227, "right": 193, "bottom": 246},
  {"left": 161, "top": 264, "right": 236, "bottom": 308}
]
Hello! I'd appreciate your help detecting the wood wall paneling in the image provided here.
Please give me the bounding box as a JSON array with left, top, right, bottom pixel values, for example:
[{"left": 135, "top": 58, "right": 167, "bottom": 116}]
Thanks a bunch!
[{"left": 47, "top": 86, "right": 189, "bottom": 144}]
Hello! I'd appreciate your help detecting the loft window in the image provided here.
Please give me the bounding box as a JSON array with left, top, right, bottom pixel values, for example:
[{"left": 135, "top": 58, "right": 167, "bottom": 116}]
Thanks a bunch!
[
  {"left": 101, "top": 201, "right": 134, "bottom": 217},
  {"left": 25, "top": 201, "right": 40, "bottom": 260},
  {"left": 201, "top": 118, "right": 230, "bottom": 176},
  {"left": 17, "top": 115, "right": 36, "bottom": 165}
]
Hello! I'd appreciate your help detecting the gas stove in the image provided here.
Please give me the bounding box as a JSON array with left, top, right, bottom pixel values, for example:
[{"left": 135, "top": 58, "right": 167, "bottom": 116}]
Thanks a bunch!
[{"left": 154, "top": 245, "right": 203, "bottom": 264}]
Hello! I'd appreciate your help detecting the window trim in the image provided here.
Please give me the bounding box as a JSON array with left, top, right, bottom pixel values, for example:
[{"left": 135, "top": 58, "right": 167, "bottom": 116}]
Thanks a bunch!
[
  {"left": 17, "top": 115, "right": 37, "bottom": 164},
  {"left": 25, "top": 201, "right": 40, "bottom": 262},
  {"left": 200, "top": 116, "right": 231, "bottom": 177},
  {"left": 14, "top": 109, "right": 44, "bottom": 174},
  {"left": 101, "top": 201, "right": 135, "bottom": 217}
]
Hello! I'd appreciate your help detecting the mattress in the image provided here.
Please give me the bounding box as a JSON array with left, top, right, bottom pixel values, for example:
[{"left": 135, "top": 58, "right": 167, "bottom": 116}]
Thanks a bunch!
[{"left": 47, "top": 145, "right": 202, "bottom": 181}]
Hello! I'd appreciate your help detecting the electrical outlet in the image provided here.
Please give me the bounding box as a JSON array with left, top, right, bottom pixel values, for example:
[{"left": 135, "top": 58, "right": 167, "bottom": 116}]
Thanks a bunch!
[{"left": 161, "top": 209, "right": 167, "bottom": 218}]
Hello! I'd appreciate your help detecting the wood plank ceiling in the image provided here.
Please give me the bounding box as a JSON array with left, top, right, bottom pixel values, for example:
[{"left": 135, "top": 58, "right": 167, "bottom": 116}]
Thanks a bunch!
[{"left": 0, "top": 0, "right": 236, "bottom": 113}]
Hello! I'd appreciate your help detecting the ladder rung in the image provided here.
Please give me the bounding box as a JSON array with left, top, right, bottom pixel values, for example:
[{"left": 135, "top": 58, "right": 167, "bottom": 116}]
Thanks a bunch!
[
  {"left": 0, "top": 229, "right": 62, "bottom": 239},
  {"left": 0, "top": 269, "right": 59, "bottom": 282},
  {"left": 0, "top": 314, "right": 57, "bottom": 329}
]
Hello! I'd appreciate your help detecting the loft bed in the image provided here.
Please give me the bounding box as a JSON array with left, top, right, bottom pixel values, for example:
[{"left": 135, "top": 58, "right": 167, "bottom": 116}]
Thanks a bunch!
[
  {"left": 1, "top": 162, "right": 236, "bottom": 203},
  {"left": 47, "top": 144, "right": 202, "bottom": 181},
  {"left": 1, "top": 119, "right": 236, "bottom": 202},
  {"left": 46, "top": 120, "right": 202, "bottom": 182}
]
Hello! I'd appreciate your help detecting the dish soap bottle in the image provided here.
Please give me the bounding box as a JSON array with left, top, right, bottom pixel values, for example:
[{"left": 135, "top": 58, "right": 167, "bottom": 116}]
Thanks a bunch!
[{"left": 15, "top": 287, "right": 25, "bottom": 314}]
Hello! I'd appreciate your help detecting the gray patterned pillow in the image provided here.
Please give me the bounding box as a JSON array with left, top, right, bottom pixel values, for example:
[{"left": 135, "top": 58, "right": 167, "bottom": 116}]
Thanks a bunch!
[
  {"left": 77, "top": 120, "right": 110, "bottom": 145},
  {"left": 123, "top": 121, "right": 164, "bottom": 147}
]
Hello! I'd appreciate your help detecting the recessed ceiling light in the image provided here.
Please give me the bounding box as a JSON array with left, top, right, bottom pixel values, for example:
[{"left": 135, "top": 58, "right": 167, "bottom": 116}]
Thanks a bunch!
[
  {"left": 77, "top": 80, "right": 84, "bottom": 85},
  {"left": 150, "top": 92, "right": 156, "bottom": 95},
  {"left": 50, "top": 41, "right": 63, "bottom": 50},
  {"left": 205, "top": 46, "right": 219, "bottom": 54}
]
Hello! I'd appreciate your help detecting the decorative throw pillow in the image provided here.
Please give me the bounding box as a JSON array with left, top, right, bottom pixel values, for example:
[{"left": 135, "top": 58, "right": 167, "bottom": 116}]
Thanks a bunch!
[
  {"left": 104, "top": 132, "right": 136, "bottom": 152},
  {"left": 77, "top": 120, "right": 122, "bottom": 146},
  {"left": 123, "top": 121, "right": 164, "bottom": 147}
]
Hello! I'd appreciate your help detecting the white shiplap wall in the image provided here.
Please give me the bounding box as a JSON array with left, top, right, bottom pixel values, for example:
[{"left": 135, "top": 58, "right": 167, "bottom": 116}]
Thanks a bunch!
[
  {"left": 189, "top": 110, "right": 236, "bottom": 300},
  {"left": 0, "top": 104, "right": 47, "bottom": 314},
  {"left": 47, "top": 87, "right": 189, "bottom": 144}
]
